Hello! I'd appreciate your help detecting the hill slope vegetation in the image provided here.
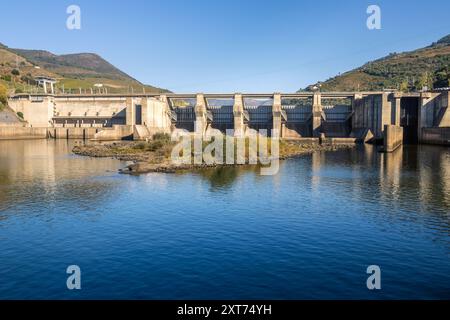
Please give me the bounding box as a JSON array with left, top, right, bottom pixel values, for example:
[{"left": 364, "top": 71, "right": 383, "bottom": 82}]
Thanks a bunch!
[
  {"left": 0, "top": 43, "right": 168, "bottom": 94},
  {"left": 302, "top": 34, "right": 450, "bottom": 92}
]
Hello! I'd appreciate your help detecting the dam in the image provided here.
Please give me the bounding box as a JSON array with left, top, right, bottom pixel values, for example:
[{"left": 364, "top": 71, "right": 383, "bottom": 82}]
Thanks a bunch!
[{"left": 3, "top": 90, "right": 450, "bottom": 148}]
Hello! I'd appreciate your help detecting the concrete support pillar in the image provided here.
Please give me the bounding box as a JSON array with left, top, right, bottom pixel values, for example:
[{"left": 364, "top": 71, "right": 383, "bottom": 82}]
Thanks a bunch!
[
  {"left": 158, "top": 95, "right": 173, "bottom": 130},
  {"left": 437, "top": 91, "right": 450, "bottom": 127},
  {"left": 159, "top": 94, "right": 168, "bottom": 104},
  {"left": 394, "top": 98, "right": 401, "bottom": 126},
  {"left": 379, "top": 93, "right": 393, "bottom": 138},
  {"left": 43, "top": 82, "right": 47, "bottom": 94},
  {"left": 50, "top": 83, "right": 54, "bottom": 95},
  {"left": 383, "top": 125, "right": 404, "bottom": 153},
  {"left": 312, "top": 92, "right": 322, "bottom": 137},
  {"left": 195, "top": 93, "right": 207, "bottom": 135},
  {"left": 141, "top": 98, "right": 148, "bottom": 126},
  {"left": 351, "top": 94, "right": 363, "bottom": 129},
  {"left": 393, "top": 92, "right": 402, "bottom": 126},
  {"left": 233, "top": 93, "right": 245, "bottom": 137},
  {"left": 418, "top": 92, "right": 432, "bottom": 141},
  {"left": 126, "top": 97, "right": 135, "bottom": 126},
  {"left": 272, "top": 93, "right": 282, "bottom": 138}
]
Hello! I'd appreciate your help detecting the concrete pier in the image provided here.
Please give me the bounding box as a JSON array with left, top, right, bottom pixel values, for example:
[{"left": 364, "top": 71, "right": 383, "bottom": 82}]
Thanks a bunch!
[
  {"left": 195, "top": 94, "right": 207, "bottom": 136},
  {"left": 392, "top": 93, "right": 402, "bottom": 126},
  {"left": 383, "top": 125, "right": 404, "bottom": 152},
  {"left": 126, "top": 97, "right": 135, "bottom": 126},
  {"left": 311, "top": 92, "right": 322, "bottom": 137},
  {"left": 272, "top": 93, "right": 282, "bottom": 138},
  {"left": 233, "top": 94, "right": 245, "bottom": 137}
]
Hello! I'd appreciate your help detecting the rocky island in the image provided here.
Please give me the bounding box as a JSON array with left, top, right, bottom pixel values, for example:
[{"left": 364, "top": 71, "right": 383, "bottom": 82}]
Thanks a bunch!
[{"left": 72, "top": 133, "right": 356, "bottom": 175}]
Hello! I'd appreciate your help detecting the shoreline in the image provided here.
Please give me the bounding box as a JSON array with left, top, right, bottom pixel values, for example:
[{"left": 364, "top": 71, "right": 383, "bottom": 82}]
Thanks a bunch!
[{"left": 72, "top": 139, "right": 357, "bottom": 175}]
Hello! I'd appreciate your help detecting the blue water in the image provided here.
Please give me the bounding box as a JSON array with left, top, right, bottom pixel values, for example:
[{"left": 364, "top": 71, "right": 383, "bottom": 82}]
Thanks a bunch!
[{"left": 0, "top": 140, "right": 449, "bottom": 299}]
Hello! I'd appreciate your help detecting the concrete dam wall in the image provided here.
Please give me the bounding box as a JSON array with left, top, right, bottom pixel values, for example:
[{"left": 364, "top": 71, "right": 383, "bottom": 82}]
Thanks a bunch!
[
  {"left": 0, "top": 127, "right": 48, "bottom": 140},
  {"left": 4, "top": 90, "right": 450, "bottom": 146}
]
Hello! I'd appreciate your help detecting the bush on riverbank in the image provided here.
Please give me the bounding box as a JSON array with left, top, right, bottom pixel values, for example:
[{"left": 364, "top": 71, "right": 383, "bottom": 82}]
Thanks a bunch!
[
  {"left": 0, "top": 83, "right": 8, "bottom": 110},
  {"left": 0, "top": 83, "right": 8, "bottom": 105},
  {"left": 133, "top": 133, "right": 174, "bottom": 152}
]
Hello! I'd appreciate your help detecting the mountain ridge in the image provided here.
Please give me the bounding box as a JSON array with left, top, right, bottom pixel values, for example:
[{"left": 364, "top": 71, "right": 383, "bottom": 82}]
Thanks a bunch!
[{"left": 0, "top": 43, "right": 169, "bottom": 94}]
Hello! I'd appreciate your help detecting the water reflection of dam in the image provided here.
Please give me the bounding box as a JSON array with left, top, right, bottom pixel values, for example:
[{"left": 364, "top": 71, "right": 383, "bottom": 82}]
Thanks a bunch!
[
  {"left": 193, "top": 144, "right": 450, "bottom": 218},
  {"left": 0, "top": 140, "right": 124, "bottom": 214},
  {"left": 308, "top": 145, "right": 450, "bottom": 220},
  {"left": 0, "top": 141, "right": 448, "bottom": 229}
]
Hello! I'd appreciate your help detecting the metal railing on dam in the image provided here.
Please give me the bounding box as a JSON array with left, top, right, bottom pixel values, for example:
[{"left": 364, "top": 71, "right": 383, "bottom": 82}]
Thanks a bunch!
[{"left": 11, "top": 91, "right": 382, "bottom": 99}]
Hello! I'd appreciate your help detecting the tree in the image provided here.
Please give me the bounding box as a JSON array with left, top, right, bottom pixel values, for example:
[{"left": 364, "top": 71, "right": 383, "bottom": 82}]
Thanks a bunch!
[
  {"left": 399, "top": 80, "right": 409, "bottom": 92},
  {"left": 11, "top": 69, "right": 20, "bottom": 76},
  {"left": 433, "top": 67, "right": 449, "bottom": 88},
  {"left": 415, "top": 72, "right": 433, "bottom": 91},
  {"left": 0, "top": 83, "right": 8, "bottom": 105}
]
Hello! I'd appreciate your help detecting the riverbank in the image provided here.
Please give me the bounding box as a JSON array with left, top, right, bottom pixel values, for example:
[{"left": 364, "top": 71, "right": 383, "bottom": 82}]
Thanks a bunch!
[{"left": 72, "top": 134, "right": 356, "bottom": 174}]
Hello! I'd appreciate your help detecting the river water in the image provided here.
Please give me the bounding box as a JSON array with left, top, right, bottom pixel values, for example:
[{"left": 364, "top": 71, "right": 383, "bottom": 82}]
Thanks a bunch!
[{"left": 0, "top": 139, "right": 449, "bottom": 299}]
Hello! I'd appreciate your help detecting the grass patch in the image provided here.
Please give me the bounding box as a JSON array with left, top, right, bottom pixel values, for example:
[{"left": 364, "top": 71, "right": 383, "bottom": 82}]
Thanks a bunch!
[{"left": 131, "top": 133, "right": 176, "bottom": 160}]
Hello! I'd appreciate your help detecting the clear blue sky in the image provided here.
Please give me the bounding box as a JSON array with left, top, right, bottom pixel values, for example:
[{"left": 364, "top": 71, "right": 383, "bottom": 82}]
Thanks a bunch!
[{"left": 0, "top": 0, "right": 449, "bottom": 92}]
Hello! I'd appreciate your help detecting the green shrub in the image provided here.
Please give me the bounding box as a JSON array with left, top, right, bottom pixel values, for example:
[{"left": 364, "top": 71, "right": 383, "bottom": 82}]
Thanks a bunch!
[
  {"left": 152, "top": 133, "right": 171, "bottom": 142},
  {"left": 1, "top": 75, "right": 12, "bottom": 82},
  {"left": 133, "top": 141, "right": 164, "bottom": 152},
  {"left": 21, "top": 74, "right": 36, "bottom": 85},
  {"left": 11, "top": 69, "right": 20, "bottom": 76},
  {"left": 17, "top": 112, "right": 24, "bottom": 119},
  {"left": 0, "top": 83, "right": 8, "bottom": 105}
]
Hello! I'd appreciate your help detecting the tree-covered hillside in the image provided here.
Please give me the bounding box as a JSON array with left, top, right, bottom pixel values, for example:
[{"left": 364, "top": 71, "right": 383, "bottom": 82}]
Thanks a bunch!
[{"left": 303, "top": 34, "right": 450, "bottom": 92}]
